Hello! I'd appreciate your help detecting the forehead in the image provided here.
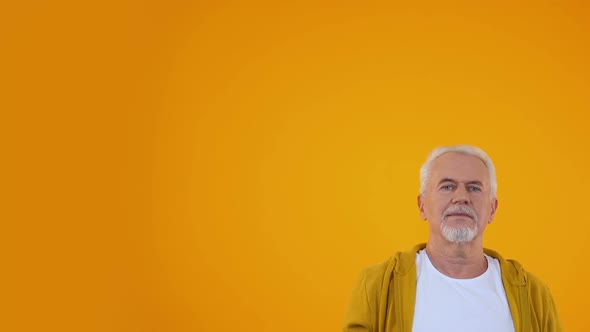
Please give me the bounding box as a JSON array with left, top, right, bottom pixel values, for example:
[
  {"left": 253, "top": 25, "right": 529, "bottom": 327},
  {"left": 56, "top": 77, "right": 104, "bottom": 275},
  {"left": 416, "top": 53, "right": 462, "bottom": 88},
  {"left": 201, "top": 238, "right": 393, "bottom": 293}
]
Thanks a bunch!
[{"left": 429, "top": 152, "right": 489, "bottom": 184}]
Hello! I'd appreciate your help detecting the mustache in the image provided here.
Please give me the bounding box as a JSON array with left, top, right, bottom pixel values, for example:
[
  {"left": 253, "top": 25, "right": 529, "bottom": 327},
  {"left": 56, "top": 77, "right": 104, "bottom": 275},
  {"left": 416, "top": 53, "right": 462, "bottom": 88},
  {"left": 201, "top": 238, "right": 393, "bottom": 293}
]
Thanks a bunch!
[{"left": 443, "top": 205, "right": 476, "bottom": 219}]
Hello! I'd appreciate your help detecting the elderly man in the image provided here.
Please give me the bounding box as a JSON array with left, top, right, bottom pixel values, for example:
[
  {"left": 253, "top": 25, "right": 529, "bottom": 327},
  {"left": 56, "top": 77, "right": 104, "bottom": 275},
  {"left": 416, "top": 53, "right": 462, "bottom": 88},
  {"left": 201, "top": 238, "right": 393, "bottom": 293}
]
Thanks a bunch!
[{"left": 343, "top": 145, "right": 562, "bottom": 332}]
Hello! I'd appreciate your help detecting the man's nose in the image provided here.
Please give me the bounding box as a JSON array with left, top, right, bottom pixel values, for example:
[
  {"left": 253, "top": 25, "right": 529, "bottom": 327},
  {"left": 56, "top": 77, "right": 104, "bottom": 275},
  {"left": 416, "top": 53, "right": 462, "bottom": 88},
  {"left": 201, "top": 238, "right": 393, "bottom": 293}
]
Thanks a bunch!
[{"left": 452, "top": 185, "right": 470, "bottom": 204}]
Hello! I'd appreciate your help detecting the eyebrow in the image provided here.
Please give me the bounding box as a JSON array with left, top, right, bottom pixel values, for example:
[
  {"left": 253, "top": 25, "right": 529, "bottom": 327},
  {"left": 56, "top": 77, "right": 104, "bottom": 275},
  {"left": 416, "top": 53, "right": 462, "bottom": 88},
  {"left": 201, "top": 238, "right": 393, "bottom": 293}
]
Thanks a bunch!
[{"left": 437, "top": 178, "right": 484, "bottom": 186}]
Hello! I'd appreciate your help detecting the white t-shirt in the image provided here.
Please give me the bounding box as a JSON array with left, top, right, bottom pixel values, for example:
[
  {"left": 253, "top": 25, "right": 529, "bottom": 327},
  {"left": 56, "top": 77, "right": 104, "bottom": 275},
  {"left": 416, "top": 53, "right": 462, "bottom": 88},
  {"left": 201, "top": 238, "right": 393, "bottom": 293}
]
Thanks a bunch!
[{"left": 412, "top": 250, "right": 515, "bottom": 332}]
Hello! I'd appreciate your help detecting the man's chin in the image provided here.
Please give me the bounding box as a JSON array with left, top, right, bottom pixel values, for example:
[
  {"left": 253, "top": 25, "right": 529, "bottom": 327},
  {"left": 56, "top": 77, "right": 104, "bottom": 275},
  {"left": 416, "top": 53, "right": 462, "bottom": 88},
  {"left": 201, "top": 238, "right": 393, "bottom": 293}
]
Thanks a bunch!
[{"left": 441, "top": 225, "right": 477, "bottom": 243}]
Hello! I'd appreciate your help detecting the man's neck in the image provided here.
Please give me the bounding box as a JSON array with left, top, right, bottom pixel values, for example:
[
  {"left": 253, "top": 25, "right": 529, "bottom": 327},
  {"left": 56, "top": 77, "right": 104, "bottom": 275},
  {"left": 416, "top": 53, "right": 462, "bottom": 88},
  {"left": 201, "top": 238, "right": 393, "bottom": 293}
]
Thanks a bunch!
[{"left": 425, "top": 240, "right": 488, "bottom": 279}]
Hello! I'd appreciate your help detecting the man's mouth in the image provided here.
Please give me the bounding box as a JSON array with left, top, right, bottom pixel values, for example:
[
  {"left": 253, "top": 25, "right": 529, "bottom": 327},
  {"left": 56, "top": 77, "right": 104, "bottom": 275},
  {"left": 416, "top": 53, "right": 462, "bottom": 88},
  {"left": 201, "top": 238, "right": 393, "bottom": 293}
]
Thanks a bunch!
[{"left": 447, "top": 213, "right": 472, "bottom": 218}]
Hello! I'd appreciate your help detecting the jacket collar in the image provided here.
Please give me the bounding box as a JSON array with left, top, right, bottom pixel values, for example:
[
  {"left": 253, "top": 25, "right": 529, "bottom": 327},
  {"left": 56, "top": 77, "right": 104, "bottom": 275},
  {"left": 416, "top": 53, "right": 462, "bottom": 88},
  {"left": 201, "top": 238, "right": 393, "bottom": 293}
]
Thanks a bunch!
[{"left": 396, "top": 243, "right": 527, "bottom": 286}]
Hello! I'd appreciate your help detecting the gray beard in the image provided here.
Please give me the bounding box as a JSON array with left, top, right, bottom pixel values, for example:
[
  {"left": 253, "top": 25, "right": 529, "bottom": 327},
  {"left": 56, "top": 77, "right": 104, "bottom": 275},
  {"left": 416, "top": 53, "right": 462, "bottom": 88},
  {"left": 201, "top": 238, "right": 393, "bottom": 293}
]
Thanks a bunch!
[{"left": 440, "top": 219, "right": 478, "bottom": 243}]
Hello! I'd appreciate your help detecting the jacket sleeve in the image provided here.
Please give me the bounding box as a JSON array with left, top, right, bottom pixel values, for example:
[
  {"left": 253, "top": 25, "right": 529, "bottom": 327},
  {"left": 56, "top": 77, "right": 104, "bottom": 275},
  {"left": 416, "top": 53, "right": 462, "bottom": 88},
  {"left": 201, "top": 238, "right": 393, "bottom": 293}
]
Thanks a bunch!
[
  {"left": 542, "top": 286, "right": 563, "bottom": 332},
  {"left": 342, "top": 269, "right": 373, "bottom": 332},
  {"left": 527, "top": 272, "right": 563, "bottom": 332}
]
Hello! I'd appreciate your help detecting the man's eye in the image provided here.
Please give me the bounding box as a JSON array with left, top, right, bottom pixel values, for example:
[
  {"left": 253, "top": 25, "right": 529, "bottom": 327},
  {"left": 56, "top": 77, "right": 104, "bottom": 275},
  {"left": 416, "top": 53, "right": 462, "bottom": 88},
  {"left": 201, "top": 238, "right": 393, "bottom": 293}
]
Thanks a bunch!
[
  {"left": 441, "top": 185, "right": 454, "bottom": 190},
  {"left": 468, "top": 186, "right": 482, "bottom": 192}
]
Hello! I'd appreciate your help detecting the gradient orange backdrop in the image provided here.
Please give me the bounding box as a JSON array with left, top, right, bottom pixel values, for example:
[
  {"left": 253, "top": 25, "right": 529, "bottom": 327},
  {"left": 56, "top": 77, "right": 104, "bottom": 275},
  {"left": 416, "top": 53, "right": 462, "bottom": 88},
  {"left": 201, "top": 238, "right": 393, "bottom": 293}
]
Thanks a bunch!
[{"left": 3, "top": 1, "right": 590, "bottom": 331}]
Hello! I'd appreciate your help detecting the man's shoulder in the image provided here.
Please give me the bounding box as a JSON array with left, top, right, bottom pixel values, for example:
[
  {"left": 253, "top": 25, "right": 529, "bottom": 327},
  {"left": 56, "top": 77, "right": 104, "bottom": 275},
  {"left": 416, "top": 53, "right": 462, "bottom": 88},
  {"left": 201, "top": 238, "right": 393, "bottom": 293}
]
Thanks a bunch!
[
  {"left": 523, "top": 268, "right": 553, "bottom": 299},
  {"left": 358, "top": 256, "right": 397, "bottom": 290},
  {"left": 486, "top": 248, "right": 552, "bottom": 292},
  {"left": 495, "top": 255, "right": 560, "bottom": 326},
  {"left": 359, "top": 244, "right": 425, "bottom": 289}
]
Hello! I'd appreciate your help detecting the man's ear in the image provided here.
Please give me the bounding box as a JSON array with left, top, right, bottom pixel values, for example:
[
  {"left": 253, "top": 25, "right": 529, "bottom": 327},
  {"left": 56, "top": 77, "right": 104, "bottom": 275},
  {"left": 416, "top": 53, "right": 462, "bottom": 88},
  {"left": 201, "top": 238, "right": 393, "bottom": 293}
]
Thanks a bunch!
[
  {"left": 488, "top": 198, "right": 499, "bottom": 224},
  {"left": 418, "top": 195, "right": 427, "bottom": 220}
]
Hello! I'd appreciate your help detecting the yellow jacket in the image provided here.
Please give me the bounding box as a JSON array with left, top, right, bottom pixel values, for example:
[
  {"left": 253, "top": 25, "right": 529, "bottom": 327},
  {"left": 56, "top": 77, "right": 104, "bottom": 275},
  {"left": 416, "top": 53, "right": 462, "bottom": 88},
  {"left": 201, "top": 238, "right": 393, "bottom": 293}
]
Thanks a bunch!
[{"left": 343, "top": 244, "right": 562, "bottom": 332}]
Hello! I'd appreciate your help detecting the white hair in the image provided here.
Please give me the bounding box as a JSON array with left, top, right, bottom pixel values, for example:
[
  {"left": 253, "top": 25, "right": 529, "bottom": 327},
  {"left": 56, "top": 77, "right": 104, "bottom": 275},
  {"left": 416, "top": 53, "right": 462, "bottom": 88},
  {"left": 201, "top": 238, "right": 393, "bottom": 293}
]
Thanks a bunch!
[{"left": 419, "top": 145, "right": 497, "bottom": 199}]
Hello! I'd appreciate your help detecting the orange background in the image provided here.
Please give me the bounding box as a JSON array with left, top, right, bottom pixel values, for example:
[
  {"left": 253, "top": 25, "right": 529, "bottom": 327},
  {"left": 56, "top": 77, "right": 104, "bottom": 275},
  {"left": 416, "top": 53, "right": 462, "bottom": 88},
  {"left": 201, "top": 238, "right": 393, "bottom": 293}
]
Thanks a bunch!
[{"left": 3, "top": 1, "right": 590, "bottom": 331}]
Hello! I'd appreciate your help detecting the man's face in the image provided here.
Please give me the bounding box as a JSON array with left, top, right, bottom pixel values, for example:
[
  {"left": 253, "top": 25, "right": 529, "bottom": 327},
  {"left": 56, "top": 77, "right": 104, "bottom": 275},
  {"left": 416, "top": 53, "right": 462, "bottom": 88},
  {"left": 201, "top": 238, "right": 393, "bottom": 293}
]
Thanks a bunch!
[{"left": 418, "top": 152, "right": 498, "bottom": 244}]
